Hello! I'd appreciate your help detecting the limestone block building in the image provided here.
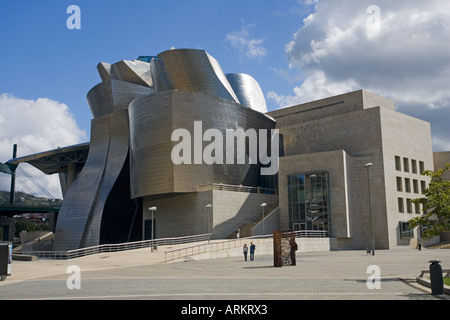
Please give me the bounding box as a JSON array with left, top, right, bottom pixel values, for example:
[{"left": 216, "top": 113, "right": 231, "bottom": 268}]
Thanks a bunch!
[{"left": 269, "top": 90, "right": 434, "bottom": 250}]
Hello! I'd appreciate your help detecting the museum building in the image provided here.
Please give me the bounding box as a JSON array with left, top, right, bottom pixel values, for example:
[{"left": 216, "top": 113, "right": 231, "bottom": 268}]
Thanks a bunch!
[{"left": 8, "top": 49, "right": 448, "bottom": 252}]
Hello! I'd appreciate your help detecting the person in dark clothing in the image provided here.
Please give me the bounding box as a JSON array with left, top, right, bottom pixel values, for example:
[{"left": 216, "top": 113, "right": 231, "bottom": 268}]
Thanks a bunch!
[
  {"left": 290, "top": 237, "right": 298, "bottom": 265},
  {"left": 243, "top": 244, "right": 248, "bottom": 261},
  {"left": 250, "top": 242, "right": 256, "bottom": 261}
]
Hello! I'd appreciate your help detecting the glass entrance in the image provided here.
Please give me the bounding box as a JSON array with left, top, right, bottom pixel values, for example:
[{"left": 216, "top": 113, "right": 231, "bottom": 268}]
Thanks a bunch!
[{"left": 288, "top": 172, "right": 330, "bottom": 233}]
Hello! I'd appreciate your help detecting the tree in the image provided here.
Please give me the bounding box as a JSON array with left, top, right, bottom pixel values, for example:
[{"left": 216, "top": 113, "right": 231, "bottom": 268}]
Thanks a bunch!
[{"left": 409, "top": 163, "right": 450, "bottom": 238}]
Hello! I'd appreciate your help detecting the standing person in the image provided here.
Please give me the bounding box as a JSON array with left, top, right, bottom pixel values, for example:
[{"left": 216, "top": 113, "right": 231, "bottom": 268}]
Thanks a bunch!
[
  {"left": 250, "top": 242, "right": 256, "bottom": 261},
  {"left": 418, "top": 240, "right": 422, "bottom": 251},
  {"left": 243, "top": 244, "right": 248, "bottom": 261},
  {"left": 290, "top": 237, "right": 298, "bottom": 265}
]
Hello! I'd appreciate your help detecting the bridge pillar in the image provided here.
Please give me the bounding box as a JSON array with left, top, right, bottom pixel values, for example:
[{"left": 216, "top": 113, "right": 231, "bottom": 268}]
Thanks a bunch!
[
  {"left": 9, "top": 144, "right": 17, "bottom": 205},
  {"left": 0, "top": 217, "right": 15, "bottom": 243},
  {"left": 67, "top": 162, "right": 77, "bottom": 188}
]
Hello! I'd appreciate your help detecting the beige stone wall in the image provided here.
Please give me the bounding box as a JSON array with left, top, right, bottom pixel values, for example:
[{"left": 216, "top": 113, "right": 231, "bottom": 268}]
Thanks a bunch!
[
  {"left": 143, "top": 190, "right": 278, "bottom": 240},
  {"left": 379, "top": 107, "right": 433, "bottom": 248},
  {"left": 271, "top": 89, "right": 434, "bottom": 250}
]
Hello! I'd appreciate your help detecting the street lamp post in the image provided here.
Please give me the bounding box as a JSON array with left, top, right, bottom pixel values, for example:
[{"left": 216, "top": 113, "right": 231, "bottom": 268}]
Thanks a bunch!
[
  {"left": 205, "top": 204, "right": 212, "bottom": 242},
  {"left": 261, "top": 203, "right": 267, "bottom": 235},
  {"left": 148, "top": 206, "right": 157, "bottom": 252},
  {"left": 364, "top": 162, "right": 375, "bottom": 256}
]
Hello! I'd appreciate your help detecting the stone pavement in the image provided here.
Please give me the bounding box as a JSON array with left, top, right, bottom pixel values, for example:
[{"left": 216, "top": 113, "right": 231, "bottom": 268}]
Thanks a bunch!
[{"left": 0, "top": 244, "right": 449, "bottom": 301}]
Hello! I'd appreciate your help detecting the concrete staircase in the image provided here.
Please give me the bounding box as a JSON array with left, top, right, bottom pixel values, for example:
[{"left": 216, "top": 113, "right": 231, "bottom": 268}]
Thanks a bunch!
[{"left": 227, "top": 205, "right": 278, "bottom": 239}]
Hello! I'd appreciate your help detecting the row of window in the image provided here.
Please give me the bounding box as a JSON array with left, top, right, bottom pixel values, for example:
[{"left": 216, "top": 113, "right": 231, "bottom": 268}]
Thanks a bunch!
[
  {"left": 396, "top": 177, "right": 426, "bottom": 194},
  {"left": 395, "top": 156, "right": 425, "bottom": 174},
  {"left": 398, "top": 197, "right": 422, "bottom": 214}
]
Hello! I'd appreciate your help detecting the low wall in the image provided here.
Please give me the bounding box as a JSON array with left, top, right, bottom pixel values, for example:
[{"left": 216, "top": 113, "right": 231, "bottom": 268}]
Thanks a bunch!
[{"left": 169, "top": 237, "right": 336, "bottom": 263}]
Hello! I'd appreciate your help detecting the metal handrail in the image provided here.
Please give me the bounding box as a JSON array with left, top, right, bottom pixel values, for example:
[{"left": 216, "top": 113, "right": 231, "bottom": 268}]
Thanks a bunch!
[
  {"left": 198, "top": 183, "right": 278, "bottom": 195},
  {"left": 17, "top": 233, "right": 213, "bottom": 260},
  {"left": 164, "top": 230, "right": 329, "bottom": 263},
  {"left": 16, "top": 230, "right": 329, "bottom": 260}
]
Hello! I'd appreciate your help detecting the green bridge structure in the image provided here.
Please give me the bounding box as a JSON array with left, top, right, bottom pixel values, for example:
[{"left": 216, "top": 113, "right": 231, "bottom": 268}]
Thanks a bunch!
[{"left": 1, "top": 143, "right": 88, "bottom": 242}]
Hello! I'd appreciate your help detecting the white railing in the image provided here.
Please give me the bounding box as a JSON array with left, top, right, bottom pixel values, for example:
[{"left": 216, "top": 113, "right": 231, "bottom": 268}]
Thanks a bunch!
[
  {"left": 198, "top": 183, "right": 278, "bottom": 195},
  {"left": 17, "top": 233, "right": 212, "bottom": 260},
  {"left": 16, "top": 230, "right": 329, "bottom": 261},
  {"left": 164, "top": 230, "right": 329, "bottom": 263}
]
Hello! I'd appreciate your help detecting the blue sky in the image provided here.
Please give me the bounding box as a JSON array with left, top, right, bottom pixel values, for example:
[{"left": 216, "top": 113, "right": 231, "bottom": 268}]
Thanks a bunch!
[
  {"left": 0, "top": 0, "right": 313, "bottom": 134},
  {"left": 1, "top": 0, "right": 450, "bottom": 198}
]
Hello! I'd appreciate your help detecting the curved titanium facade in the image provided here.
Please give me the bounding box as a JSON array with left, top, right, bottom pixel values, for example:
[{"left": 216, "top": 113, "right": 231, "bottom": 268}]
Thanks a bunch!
[
  {"left": 226, "top": 73, "right": 268, "bottom": 113},
  {"left": 129, "top": 90, "right": 275, "bottom": 199},
  {"left": 53, "top": 48, "right": 274, "bottom": 251},
  {"left": 155, "top": 49, "right": 240, "bottom": 103}
]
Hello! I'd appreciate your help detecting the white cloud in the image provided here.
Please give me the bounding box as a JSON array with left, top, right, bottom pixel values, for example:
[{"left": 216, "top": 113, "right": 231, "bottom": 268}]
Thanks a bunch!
[
  {"left": 226, "top": 24, "right": 267, "bottom": 60},
  {"left": 0, "top": 94, "right": 87, "bottom": 199},
  {"left": 268, "top": 0, "right": 450, "bottom": 151}
]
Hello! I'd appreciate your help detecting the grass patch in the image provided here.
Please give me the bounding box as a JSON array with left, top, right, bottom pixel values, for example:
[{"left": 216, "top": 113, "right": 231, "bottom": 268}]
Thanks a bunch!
[{"left": 444, "top": 277, "right": 450, "bottom": 286}]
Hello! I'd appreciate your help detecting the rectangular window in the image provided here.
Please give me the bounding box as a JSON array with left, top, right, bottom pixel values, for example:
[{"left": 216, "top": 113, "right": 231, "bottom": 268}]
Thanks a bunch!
[
  {"left": 413, "top": 179, "right": 419, "bottom": 193},
  {"left": 396, "top": 177, "right": 403, "bottom": 192},
  {"left": 395, "top": 156, "right": 401, "bottom": 171},
  {"left": 398, "top": 198, "right": 404, "bottom": 213},
  {"left": 399, "top": 222, "right": 414, "bottom": 239},
  {"left": 419, "top": 161, "right": 425, "bottom": 174},
  {"left": 406, "top": 198, "right": 412, "bottom": 213},
  {"left": 403, "top": 158, "right": 409, "bottom": 172},
  {"left": 415, "top": 202, "right": 421, "bottom": 214},
  {"left": 421, "top": 181, "right": 427, "bottom": 194},
  {"left": 411, "top": 160, "right": 417, "bottom": 174},
  {"left": 405, "top": 178, "right": 411, "bottom": 193}
]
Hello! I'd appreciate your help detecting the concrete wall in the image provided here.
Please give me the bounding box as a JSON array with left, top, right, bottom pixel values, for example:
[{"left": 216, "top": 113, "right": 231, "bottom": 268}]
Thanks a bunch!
[
  {"left": 143, "top": 190, "right": 278, "bottom": 240},
  {"left": 168, "top": 237, "right": 337, "bottom": 263}
]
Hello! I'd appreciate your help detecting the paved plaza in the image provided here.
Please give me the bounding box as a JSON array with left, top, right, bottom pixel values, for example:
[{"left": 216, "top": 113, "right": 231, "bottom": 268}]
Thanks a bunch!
[{"left": 0, "top": 245, "right": 449, "bottom": 301}]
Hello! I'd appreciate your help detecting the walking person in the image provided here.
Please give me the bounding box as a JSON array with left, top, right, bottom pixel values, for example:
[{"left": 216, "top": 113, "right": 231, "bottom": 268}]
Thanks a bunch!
[
  {"left": 243, "top": 244, "right": 248, "bottom": 261},
  {"left": 250, "top": 242, "right": 256, "bottom": 261},
  {"left": 418, "top": 239, "right": 422, "bottom": 251}
]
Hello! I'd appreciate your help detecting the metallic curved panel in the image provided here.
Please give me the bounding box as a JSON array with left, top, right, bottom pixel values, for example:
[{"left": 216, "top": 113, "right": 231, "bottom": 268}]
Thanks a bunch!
[
  {"left": 97, "top": 62, "right": 111, "bottom": 82},
  {"left": 87, "top": 79, "right": 152, "bottom": 118},
  {"left": 226, "top": 73, "right": 268, "bottom": 113},
  {"left": 150, "top": 58, "right": 171, "bottom": 92},
  {"left": 110, "top": 60, "right": 153, "bottom": 87},
  {"left": 86, "top": 82, "right": 114, "bottom": 118},
  {"left": 80, "top": 109, "right": 130, "bottom": 248},
  {"left": 129, "top": 92, "right": 174, "bottom": 197},
  {"left": 53, "top": 115, "right": 111, "bottom": 251},
  {"left": 156, "top": 49, "right": 240, "bottom": 103},
  {"left": 128, "top": 90, "right": 276, "bottom": 199}
]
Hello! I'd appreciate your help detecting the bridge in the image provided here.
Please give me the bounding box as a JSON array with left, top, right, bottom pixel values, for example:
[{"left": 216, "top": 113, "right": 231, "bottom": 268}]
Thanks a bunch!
[
  {"left": 0, "top": 204, "right": 60, "bottom": 217},
  {"left": 1, "top": 143, "right": 78, "bottom": 242}
]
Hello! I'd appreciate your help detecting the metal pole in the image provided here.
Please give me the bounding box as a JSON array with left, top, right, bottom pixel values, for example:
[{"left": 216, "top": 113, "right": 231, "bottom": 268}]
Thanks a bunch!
[
  {"left": 261, "top": 203, "right": 267, "bottom": 236},
  {"left": 262, "top": 207, "right": 265, "bottom": 235},
  {"left": 148, "top": 206, "right": 157, "bottom": 252},
  {"left": 151, "top": 209, "right": 154, "bottom": 252},
  {"left": 205, "top": 204, "right": 212, "bottom": 242},
  {"left": 9, "top": 144, "right": 17, "bottom": 205}
]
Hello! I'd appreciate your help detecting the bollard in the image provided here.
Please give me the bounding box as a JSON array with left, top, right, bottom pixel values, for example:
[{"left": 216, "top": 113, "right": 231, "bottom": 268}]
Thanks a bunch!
[{"left": 429, "top": 260, "right": 444, "bottom": 295}]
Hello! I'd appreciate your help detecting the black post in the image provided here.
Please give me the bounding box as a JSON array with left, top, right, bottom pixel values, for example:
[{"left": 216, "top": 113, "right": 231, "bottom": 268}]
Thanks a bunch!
[
  {"left": 429, "top": 260, "right": 444, "bottom": 295},
  {"left": 9, "top": 144, "right": 17, "bottom": 205}
]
